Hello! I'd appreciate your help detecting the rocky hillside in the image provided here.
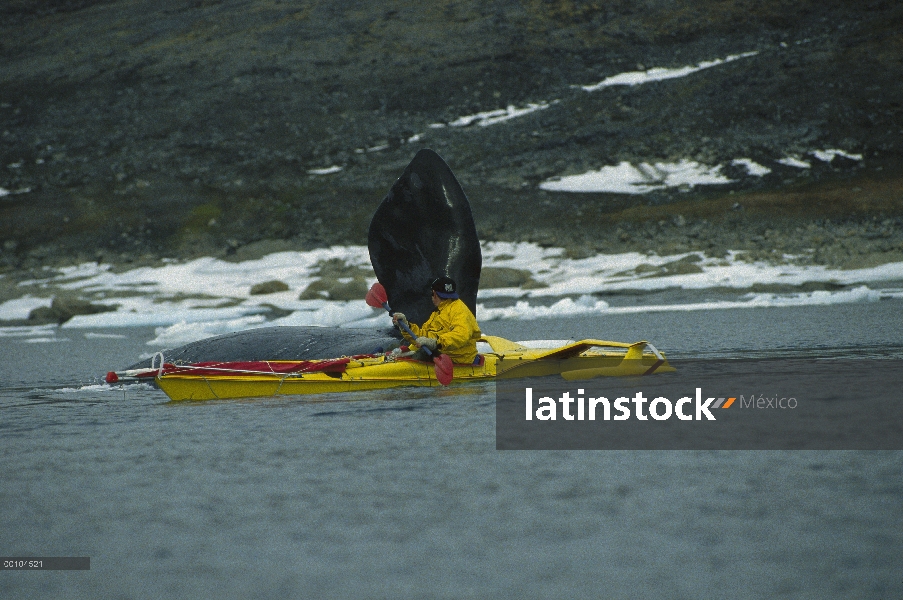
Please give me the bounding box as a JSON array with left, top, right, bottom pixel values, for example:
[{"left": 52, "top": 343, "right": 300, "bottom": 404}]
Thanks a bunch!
[{"left": 1, "top": 0, "right": 902, "bottom": 273}]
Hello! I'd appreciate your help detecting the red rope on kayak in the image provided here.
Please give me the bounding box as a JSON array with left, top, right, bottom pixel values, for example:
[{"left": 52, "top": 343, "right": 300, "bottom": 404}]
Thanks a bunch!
[
  {"left": 108, "top": 353, "right": 384, "bottom": 383},
  {"left": 160, "top": 358, "right": 352, "bottom": 377}
]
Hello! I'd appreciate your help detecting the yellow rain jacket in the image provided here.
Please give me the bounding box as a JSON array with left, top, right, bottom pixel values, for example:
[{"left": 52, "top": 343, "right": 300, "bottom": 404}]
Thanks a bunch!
[{"left": 402, "top": 298, "right": 482, "bottom": 364}]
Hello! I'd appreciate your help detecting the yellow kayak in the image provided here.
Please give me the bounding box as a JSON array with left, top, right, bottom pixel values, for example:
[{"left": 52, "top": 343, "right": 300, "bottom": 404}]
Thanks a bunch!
[{"left": 148, "top": 335, "right": 674, "bottom": 401}]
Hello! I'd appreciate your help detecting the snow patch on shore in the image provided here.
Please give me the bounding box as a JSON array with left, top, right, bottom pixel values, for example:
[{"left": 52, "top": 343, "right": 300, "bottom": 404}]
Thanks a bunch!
[
  {"left": 540, "top": 160, "right": 733, "bottom": 193},
  {"left": 307, "top": 165, "right": 343, "bottom": 175},
  {"left": 541, "top": 148, "right": 863, "bottom": 194},
  {"left": 579, "top": 51, "right": 759, "bottom": 91},
  {"left": 431, "top": 101, "right": 557, "bottom": 128}
]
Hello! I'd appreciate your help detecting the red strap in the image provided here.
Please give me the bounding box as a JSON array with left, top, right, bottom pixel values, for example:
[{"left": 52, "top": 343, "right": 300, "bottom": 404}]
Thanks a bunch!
[{"left": 161, "top": 358, "right": 351, "bottom": 376}]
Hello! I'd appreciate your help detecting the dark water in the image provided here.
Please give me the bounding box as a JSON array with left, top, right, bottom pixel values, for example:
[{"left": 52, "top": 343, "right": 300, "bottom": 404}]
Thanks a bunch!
[{"left": 1, "top": 302, "right": 902, "bottom": 599}]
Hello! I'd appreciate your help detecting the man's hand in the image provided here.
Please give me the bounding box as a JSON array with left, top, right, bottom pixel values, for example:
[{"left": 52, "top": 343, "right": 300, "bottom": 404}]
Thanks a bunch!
[
  {"left": 416, "top": 336, "right": 438, "bottom": 352},
  {"left": 392, "top": 312, "right": 408, "bottom": 328}
]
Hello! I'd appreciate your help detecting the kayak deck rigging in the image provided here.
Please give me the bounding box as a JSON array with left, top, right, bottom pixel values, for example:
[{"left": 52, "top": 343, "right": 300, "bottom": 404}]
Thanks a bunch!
[{"left": 108, "top": 336, "right": 675, "bottom": 401}]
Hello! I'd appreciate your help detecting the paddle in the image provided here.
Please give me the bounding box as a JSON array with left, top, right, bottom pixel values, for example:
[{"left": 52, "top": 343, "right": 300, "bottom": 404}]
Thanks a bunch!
[{"left": 366, "top": 282, "right": 454, "bottom": 386}]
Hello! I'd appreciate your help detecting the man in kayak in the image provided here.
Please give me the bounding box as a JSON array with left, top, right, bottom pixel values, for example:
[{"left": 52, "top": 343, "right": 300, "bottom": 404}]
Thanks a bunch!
[{"left": 391, "top": 276, "right": 482, "bottom": 364}]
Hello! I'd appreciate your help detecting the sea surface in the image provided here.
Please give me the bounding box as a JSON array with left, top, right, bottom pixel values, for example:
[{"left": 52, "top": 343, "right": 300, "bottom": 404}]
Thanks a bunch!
[{"left": 2, "top": 301, "right": 902, "bottom": 599}]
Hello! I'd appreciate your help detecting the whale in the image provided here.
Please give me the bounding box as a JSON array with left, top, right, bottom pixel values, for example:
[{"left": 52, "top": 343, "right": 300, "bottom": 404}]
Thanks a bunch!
[
  {"left": 124, "top": 149, "right": 482, "bottom": 369},
  {"left": 369, "top": 147, "right": 480, "bottom": 326}
]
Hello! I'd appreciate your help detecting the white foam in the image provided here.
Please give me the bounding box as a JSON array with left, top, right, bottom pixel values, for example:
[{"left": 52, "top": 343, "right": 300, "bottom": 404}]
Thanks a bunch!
[
  {"left": 0, "top": 324, "right": 57, "bottom": 338},
  {"left": 62, "top": 305, "right": 269, "bottom": 329},
  {"left": 83, "top": 332, "right": 128, "bottom": 339},
  {"left": 23, "top": 337, "right": 71, "bottom": 343},
  {"left": 580, "top": 51, "right": 758, "bottom": 92},
  {"left": 479, "top": 295, "right": 610, "bottom": 321},
  {"left": 54, "top": 383, "right": 156, "bottom": 393},
  {"left": 478, "top": 285, "right": 895, "bottom": 321}
]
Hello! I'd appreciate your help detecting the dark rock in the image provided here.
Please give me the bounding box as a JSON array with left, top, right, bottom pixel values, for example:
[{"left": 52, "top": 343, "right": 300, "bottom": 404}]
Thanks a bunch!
[
  {"left": 299, "top": 276, "right": 368, "bottom": 301},
  {"left": 224, "top": 239, "right": 300, "bottom": 262},
  {"left": 28, "top": 296, "right": 118, "bottom": 324},
  {"left": 256, "top": 303, "right": 295, "bottom": 319},
  {"left": 249, "top": 280, "right": 290, "bottom": 295},
  {"left": 838, "top": 251, "right": 903, "bottom": 270},
  {"left": 314, "top": 258, "right": 370, "bottom": 279},
  {"left": 659, "top": 256, "right": 704, "bottom": 276},
  {"left": 480, "top": 266, "right": 538, "bottom": 289}
]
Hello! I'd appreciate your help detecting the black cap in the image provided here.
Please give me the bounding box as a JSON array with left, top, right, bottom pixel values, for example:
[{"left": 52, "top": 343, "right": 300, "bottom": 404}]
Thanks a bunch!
[{"left": 430, "top": 276, "right": 459, "bottom": 299}]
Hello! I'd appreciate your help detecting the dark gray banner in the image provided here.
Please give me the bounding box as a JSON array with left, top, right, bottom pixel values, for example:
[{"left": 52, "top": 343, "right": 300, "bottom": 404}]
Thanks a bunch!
[
  {"left": 1, "top": 557, "right": 90, "bottom": 570},
  {"left": 496, "top": 359, "right": 903, "bottom": 450}
]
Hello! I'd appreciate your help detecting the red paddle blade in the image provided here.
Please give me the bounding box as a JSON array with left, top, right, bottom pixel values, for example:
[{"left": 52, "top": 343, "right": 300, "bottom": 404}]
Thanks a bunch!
[
  {"left": 365, "top": 282, "right": 389, "bottom": 309},
  {"left": 433, "top": 354, "right": 454, "bottom": 386}
]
